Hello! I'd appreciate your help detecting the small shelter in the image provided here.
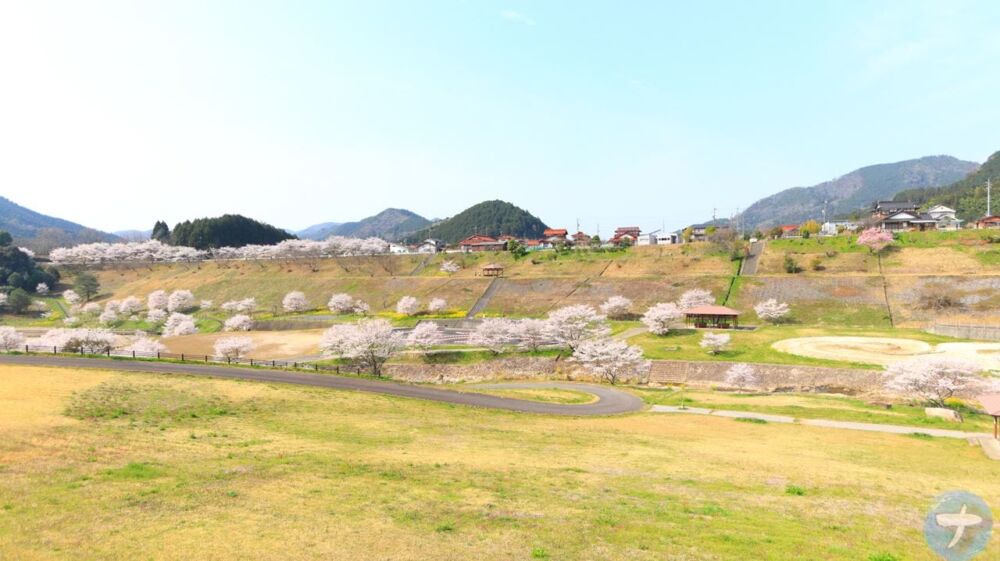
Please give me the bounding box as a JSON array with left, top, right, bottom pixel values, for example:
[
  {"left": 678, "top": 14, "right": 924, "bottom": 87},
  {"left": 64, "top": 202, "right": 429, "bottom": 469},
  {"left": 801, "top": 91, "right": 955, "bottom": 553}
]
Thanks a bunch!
[
  {"left": 684, "top": 305, "right": 741, "bottom": 329},
  {"left": 481, "top": 263, "right": 504, "bottom": 277},
  {"left": 979, "top": 394, "right": 1000, "bottom": 439}
]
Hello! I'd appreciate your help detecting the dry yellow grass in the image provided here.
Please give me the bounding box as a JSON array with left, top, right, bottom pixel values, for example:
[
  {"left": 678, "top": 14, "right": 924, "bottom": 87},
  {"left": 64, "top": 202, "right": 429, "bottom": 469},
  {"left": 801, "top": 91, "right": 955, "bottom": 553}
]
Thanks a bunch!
[
  {"left": 163, "top": 329, "right": 324, "bottom": 359},
  {"left": 1, "top": 365, "right": 998, "bottom": 560}
]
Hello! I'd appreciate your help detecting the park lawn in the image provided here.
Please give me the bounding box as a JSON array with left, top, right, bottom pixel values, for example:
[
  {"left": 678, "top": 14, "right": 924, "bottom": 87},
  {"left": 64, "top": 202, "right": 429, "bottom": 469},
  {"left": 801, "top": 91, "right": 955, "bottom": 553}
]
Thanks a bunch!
[
  {"left": 635, "top": 388, "right": 995, "bottom": 433},
  {"left": 628, "top": 325, "right": 962, "bottom": 368},
  {"left": 2, "top": 365, "right": 998, "bottom": 561}
]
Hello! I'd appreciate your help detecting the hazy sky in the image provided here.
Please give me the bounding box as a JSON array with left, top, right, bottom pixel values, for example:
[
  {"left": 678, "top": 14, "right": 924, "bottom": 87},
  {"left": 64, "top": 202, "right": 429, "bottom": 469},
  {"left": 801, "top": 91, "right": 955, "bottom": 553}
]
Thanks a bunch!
[{"left": 2, "top": 1, "right": 999, "bottom": 235}]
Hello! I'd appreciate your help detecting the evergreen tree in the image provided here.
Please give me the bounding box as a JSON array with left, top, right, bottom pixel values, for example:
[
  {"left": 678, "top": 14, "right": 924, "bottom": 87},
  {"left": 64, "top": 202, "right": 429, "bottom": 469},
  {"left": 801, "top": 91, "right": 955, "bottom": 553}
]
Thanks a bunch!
[
  {"left": 74, "top": 272, "right": 100, "bottom": 301},
  {"left": 151, "top": 220, "right": 171, "bottom": 242}
]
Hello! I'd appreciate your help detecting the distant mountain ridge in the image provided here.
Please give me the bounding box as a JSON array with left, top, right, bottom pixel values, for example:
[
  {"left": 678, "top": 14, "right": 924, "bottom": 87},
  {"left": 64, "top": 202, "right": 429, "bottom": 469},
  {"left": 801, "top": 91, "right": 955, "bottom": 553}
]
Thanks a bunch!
[
  {"left": 297, "top": 209, "right": 430, "bottom": 241},
  {"left": 406, "top": 200, "right": 548, "bottom": 244},
  {"left": 0, "top": 196, "right": 119, "bottom": 253},
  {"left": 893, "top": 150, "right": 1000, "bottom": 221},
  {"left": 734, "top": 155, "right": 979, "bottom": 230}
]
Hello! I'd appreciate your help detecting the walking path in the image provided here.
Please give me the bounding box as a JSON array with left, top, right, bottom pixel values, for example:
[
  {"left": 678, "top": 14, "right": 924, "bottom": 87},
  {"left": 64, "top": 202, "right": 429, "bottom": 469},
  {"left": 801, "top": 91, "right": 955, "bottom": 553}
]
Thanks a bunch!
[
  {"left": 0, "top": 355, "right": 643, "bottom": 416},
  {"left": 740, "top": 240, "right": 765, "bottom": 275},
  {"left": 466, "top": 277, "right": 503, "bottom": 318},
  {"left": 650, "top": 405, "right": 991, "bottom": 439}
]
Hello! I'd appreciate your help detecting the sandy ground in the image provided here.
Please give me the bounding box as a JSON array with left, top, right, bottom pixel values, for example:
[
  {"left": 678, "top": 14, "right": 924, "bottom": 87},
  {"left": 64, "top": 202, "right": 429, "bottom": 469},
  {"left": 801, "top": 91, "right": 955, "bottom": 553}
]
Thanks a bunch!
[
  {"left": 773, "top": 336, "right": 1000, "bottom": 370},
  {"left": 162, "top": 329, "right": 325, "bottom": 360}
]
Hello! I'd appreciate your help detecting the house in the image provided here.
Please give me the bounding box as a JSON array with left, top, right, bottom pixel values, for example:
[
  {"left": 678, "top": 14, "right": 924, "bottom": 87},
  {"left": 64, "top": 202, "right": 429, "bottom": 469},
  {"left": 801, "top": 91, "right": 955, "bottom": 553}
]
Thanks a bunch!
[
  {"left": 610, "top": 226, "right": 641, "bottom": 245},
  {"left": 458, "top": 235, "right": 508, "bottom": 252},
  {"left": 388, "top": 243, "right": 410, "bottom": 255},
  {"left": 656, "top": 232, "right": 680, "bottom": 244},
  {"left": 820, "top": 221, "right": 858, "bottom": 236},
  {"left": 636, "top": 230, "right": 659, "bottom": 246},
  {"left": 416, "top": 239, "right": 444, "bottom": 253},
  {"left": 779, "top": 224, "right": 800, "bottom": 238},
  {"left": 685, "top": 224, "right": 710, "bottom": 242},
  {"left": 976, "top": 216, "right": 1000, "bottom": 229},
  {"left": 872, "top": 201, "right": 919, "bottom": 220},
  {"left": 543, "top": 228, "right": 568, "bottom": 244},
  {"left": 572, "top": 231, "right": 591, "bottom": 245},
  {"left": 925, "top": 205, "right": 963, "bottom": 230},
  {"left": 877, "top": 211, "right": 939, "bottom": 231}
]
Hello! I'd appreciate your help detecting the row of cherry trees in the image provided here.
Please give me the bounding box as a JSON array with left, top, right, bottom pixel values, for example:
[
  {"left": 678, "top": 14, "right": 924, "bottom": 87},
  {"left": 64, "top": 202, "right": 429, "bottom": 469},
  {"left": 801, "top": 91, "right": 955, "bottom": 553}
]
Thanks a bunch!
[{"left": 49, "top": 237, "right": 390, "bottom": 264}]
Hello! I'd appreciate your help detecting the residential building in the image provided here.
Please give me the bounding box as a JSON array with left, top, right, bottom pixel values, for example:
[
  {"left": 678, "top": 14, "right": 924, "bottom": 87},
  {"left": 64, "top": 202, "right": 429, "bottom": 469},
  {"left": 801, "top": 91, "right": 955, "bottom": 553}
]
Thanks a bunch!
[
  {"left": 925, "top": 205, "right": 963, "bottom": 230},
  {"left": 872, "top": 201, "right": 920, "bottom": 220},
  {"left": 877, "top": 210, "right": 938, "bottom": 231},
  {"left": 976, "top": 216, "right": 1000, "bottom": 229},
  {"left": 417, "top": 239, "right": 444, "bottom": 254},
  {"left": 571, "top": 231, "right": 591, "bottom": 245},
  {"left": 458, "top": 235, "right": 508, "bottom": 252},
  {"left": 610, "top": 226, "right": 641, "bottom": 245},
  {"left": 779, "top": 224, "right": 800, "bottom": 238},
  {"left": 542, "top": 228, "right": 568, "bottom": 244},
  {"left": 388, "top": 243, "right": 410, "bottom": 255},
  {"left": 820, "top": 221, "right": 858, "bottom": 236}
]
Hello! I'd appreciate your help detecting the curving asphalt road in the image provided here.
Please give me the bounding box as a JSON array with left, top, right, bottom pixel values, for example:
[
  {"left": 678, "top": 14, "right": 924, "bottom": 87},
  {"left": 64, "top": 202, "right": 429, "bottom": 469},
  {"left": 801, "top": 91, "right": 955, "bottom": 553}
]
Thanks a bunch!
[{"left": 0, "top": 355, "right": 644, "bottom": 416}]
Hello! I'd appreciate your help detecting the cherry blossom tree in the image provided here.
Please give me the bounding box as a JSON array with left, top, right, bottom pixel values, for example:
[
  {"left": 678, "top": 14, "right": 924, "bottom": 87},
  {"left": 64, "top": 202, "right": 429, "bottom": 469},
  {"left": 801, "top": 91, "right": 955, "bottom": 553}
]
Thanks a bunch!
[
  {"left": 214, "top": 336, "right": 255, "bottom": 360},
  {"left": 200, "top": 300, "right": 214, "bottom": 310},
  {"left": 725, "top": 363, "right": 758, "bottom": 392},
  {"left": 857, "top": 228, "right": 894, "bottom": 254},
  {"left": 883, "top": 357, "right": 994, "bottom": 408},
  {"left": 599, "top": 296, "right": 633, "bottom": 319},
  {"left": 35, "top": 283, "right": 49, "bottom": 295},
  {"left": 428, "top": 298, "right": 447, "bottom": 313},
  {"left": 36, "top": 328, "right": 118, "bottom": 353},
  {"left": 0, "top": 326, "right": 25, "bottom": 351},
  {"left": 63, "top": 316, "right": 81, "bottom": 326},
  {"left": 407, "top": 322, "right": 444, "bottom": 350},
  {"left": 223, "top": 314, "right": 254, "bottom": 332},
  {"left": 282, "top": 291, "right": 310, "bottom": 313},
  {"left": 469, "top": 318, "right": 517, "bottom": 354},
  {"left": 572, "top": 337, "right": 651, "bottom": 385},
  {"left": 353, "top": 300, "right": 371, "bottom": 315},
  {"left": 516, "top": 318, "right": 550, "bottom": 352},
  {"left": 754, "top": 299, "right": 790, "bottom": 324},
  {"left": 221, "top": 298, "right": 256, "bottom": 314},
  {"left": 63, "top": 290, "right": 82, "bottom": 306},
  {"left": 328, "top": 293, "right": 365, "bottom": 314},
  {"left": 167, "top": 290, "right": 197, "bottom": 313},
  {"left": 82, "top": 302, "right": 101, "bottom": 315},
  {"left": 545, "top": 305, "right": 610, "bottom": 350},
  {"left": 396, "top": 296, "right": 420, "bottom": 316},
  {"left": 678, "top": 289, "right": 714, "bottom": 311},
  {"left": 147, "top": 290, "right": 168, "bottom": 311},
  {"left": 641, "top": 303, "right": 684, "bottom": 335},
  {"left": 123, "top": 332, "right": 166, "bottom": 354},
  {"left": 319, "top": 319, "right": 404, "bottom": 376},
  {"left": 700, "top": 332, "right": 731, "bottom": 355},
  {"left": 0, "top": 293, "right": 7, "bottom": 308},
  {"left": 440, "top": 260, "right": 460, "bottom": 274},
  {"left": 162, "top": 313, "right": 198, "bottom": 337},
  {"left": 98, "top": 308, "right": 119, "bottom": 326},
  {"left": 119, "top": 296, "right": 144, "bottom": 315},
  {"left": 146, "top": 309, "right": 168, "bottom": 324}
]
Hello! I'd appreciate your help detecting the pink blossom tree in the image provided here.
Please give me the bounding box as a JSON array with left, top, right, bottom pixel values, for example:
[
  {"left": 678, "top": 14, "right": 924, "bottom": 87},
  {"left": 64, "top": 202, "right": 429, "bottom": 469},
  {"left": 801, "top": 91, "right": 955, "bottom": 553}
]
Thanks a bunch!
[
  {"left": 516, "top": 318, "right": 550, "bottom": 352},
  {"left": 678, "top": 289, "right": 714, "bottom": 311},
  {"left": 282, "top": 291, "right": 310, "bottom": 313},
  {"left": 328, "top": 293, "right": 358, "bottom": 314},
  {"left": 63, "top": 290, "right": 82, "bottom": 306},
  {"left": 407, "top": 322, "right": 444, "bottom": 350},
  {"left": 35, "top": 283, "right": 49, "bottom": 295},
  {"left": 700, "top": 332, "right": 731, "bottom": 355},
  {"left": 162, "top": 313, "right": 198, "bottom": 337},
  {"left": 167, "top": 290, "right": 197, "bottom": 312},
  {"left": 725, "top": 363, "right": 758, "bottom": 392},
  {"left": 123, "top": 332, "right": 166, "bottom": 354},
  {"left": 469, "top": 318, "right": 517, "bottom": 354},
  {"left": 396, "top": 296, "right": 420, "bottom": 316},
  {"left": 119, "top": 296, "right": 144, "bottom": 315},
  {"left": 214, "top": 336, "right": 255, "bottom": 360},
  {"left": 147, "top": 290, "right": 168, "bottom": 311},
  {"left": 0, "top": 326, "right": 25, "bottom": 351},
  {"left": 599, "top": 296, "right": 632, "bottom": 319},
  {"left": 545, "top": 305, "right": 610, "bottom": 350},
  {"left": 319, "top": 319, "right": 405, "bottom": 376},
  {"left": 641, "top": 303, "right": 684, "bottom": 335},
  {"left": 572, "top": 337, "right": 651, "bottom": 385},
  {"left": 884, "top": 356, "right": 994, "bottom": 408},
  {"left": 754, "top": 299, "right": 790, "bottom": 324},
  {"left": 221, "top": 298, "right": 256, "bottom": 314},
  {"left": 224, "top": 314, "right": 254, "bottom": 332},
  {"left": 857, "top": 228, "right": 894, "bottom": 254},
  {"left": 427, "top": 298, "right": 447, "bottom": 313},
  {"left": 440, "top": 260, "right": 460, "bottom": 274}
]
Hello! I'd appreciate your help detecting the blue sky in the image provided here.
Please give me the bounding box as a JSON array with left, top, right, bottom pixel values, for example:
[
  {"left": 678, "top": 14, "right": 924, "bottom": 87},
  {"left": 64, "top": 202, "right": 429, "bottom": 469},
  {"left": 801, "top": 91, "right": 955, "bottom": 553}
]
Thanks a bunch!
[{"left": 1, "top": 1, "right": 999, "bottom": 234}]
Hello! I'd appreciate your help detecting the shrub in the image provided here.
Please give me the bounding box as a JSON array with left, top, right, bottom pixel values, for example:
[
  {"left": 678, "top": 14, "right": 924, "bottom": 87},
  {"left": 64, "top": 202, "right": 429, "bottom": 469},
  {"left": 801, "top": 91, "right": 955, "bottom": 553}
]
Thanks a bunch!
[
  {"left": 783, "top": 255, "right": 800, "bottom": 274},
  {"left": 785, "top": 485, "right": 806, "bottom": 496}
]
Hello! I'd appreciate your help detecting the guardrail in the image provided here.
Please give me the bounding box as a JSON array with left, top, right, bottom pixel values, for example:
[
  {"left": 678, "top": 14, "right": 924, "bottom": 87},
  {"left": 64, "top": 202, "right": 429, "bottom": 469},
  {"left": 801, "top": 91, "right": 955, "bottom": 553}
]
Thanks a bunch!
[{"left": 17, "top": 344, "right": 365, "bottom": 374}]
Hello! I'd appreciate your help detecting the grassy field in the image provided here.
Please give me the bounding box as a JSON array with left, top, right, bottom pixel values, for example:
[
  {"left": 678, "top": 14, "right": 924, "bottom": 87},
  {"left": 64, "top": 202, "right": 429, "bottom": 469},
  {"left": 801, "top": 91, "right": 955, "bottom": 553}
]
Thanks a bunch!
[
  {"left": 628, "top": 325, "right": 959, "bottom": 368},
  {"left": 2, "top": 365, "right": 998, "bottom": 560}
]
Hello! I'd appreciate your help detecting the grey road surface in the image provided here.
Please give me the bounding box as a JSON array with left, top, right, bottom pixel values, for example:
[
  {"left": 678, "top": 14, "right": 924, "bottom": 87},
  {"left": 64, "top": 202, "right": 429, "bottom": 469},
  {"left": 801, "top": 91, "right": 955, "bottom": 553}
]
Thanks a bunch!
[{"left": 0, "top": 355, "right": 643, "bottom": 416}]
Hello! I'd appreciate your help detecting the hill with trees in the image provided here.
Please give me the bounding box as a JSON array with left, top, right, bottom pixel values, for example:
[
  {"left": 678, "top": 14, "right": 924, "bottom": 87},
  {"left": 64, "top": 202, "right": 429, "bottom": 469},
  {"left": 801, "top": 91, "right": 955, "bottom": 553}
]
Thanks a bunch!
[
  {"left": 893, "top": 150, "right": 1000, "bottom": 220},
  {"left": 734, "top": 155, "right": 978, "bottom": 230},
  {"left": 168, "top": 214, "right": 296, "bottom": 249},
  {"left": 405, "top": 200, "right": 548, "bottom": 243},
  {"left": 298, "top": 209, "right": 430, "bottom": 241},
  {"left": 0, "top": 196, "right": 119, "bottom": 253},
  {"left": 0, "top": 230, "right": 58, "bottom": 293}
]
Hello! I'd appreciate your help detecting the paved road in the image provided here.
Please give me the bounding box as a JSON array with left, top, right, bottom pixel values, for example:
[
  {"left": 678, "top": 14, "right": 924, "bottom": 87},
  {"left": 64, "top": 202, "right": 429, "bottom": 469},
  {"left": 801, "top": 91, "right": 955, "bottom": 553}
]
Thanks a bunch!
[
  {"left": 740, "top": 240, "right": 765, "bottom": 275},
  {"left": 0, "top": 355, "right": 643, "bottom": 416},
  {"left": 651, "top": 405, "right": 991, "bottom": 439}
]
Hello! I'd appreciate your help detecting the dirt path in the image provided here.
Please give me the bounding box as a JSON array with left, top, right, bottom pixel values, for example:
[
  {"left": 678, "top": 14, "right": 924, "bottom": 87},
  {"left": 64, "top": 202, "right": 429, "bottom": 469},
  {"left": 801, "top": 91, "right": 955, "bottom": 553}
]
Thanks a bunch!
[
  {"left": 0, "top": 355, "right": 645, "bottom": 416},
  {"left": 773, "top": 336, "right": 1000, "bottom": 370}
]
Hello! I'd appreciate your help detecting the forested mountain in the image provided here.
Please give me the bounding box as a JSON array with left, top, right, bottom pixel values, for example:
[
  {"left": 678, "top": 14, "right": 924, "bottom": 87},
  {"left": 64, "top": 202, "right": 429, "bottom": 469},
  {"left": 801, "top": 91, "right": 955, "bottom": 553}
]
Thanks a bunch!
[
  {"left": 298, "top": 209, "right": 430, "bottom": 241},
  {"left": 169, "top": 214, "right": 296, "bottom": 249},
  {"left": 893, "top": 150, "right": 1000, "bottom": 220},
  {"left": 406, "top": 200, "right": 548, "bottom": 244},
  {"left": 0, "top": 196, "right": 119, "bottom": 253},
  {"left": 734, "top": 156, "right": 978, "bottom": 230}
]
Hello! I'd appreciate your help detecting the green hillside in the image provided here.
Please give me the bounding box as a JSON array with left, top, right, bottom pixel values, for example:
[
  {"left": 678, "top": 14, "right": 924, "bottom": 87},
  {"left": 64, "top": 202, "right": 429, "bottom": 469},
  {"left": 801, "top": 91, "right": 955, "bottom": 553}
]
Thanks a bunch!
[
  {"left": 406, "top": 200, "right": 548, "bottom": 243},
  {"left": 332, "top": 208, "right": 430, "bottom": 240},
  {"left": 170, "top": 214, "right": 295, "bottom": 249},
  {"left": 0, "top": 196, "right": 118, "bottom": 252},
  {"left": 894, "top": 150, "right": 1000, "bottom": 220}
]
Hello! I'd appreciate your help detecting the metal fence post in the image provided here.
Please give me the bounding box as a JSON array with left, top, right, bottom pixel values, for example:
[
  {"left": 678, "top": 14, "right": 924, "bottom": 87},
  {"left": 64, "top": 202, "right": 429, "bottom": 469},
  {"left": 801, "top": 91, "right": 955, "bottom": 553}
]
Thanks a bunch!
[
  {"left": 132, "top": 350, "right": 136, "bottom": 359},
  {"left": 181, "top": 353, "right": 185, "bottom": 361}
]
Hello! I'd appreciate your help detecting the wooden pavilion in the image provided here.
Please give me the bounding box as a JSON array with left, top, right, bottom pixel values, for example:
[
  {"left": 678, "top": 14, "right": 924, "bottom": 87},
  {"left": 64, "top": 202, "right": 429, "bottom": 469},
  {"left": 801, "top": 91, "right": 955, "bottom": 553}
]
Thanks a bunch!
[
  {"left": 481, "top": 263, "right": 505, "bottom": 278},
  {"left": 979, "top": 394, "right": 1000, "bottom": 439},
  {"left": 684, "top": 305, "right": 741, "bottom": 329}
]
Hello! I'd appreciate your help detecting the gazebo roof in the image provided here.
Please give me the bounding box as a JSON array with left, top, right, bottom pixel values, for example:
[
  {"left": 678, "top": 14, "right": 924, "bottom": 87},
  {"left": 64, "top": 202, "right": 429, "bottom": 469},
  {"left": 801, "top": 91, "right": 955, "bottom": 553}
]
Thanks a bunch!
[
  {"left": 481, "top": 263, "right": 504, "bottom": 270},
  {"left": 683, "top": 305, "right": 741, "bottom": 316},
  {"left": 979, "top": 394, "right": 1000, "bottom": 416}
]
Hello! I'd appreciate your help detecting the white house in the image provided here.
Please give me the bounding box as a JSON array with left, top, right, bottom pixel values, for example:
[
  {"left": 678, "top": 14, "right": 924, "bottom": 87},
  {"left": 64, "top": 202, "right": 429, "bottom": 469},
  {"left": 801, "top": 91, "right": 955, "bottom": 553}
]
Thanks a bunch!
[
  {"left": 820, "top": 221, "right": 858, "bottom": 236},
  {"left": 417, "top": 239, "right": 444, "bottom": 254},
  {"left": 925, "top": 205, "right": 962, "bottom": 230},
  {"left": 388, "top": 243, "right": 411, "bottom": 255}
]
